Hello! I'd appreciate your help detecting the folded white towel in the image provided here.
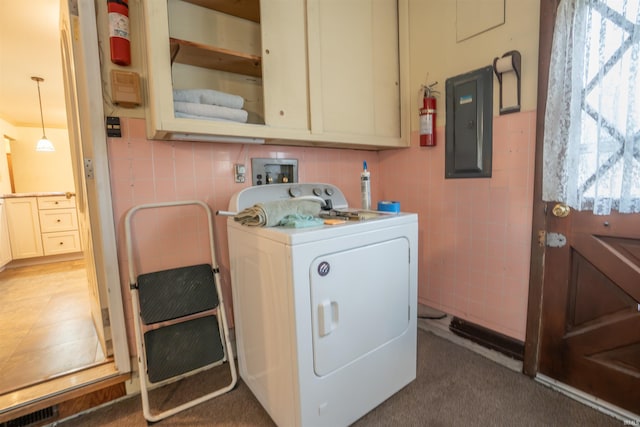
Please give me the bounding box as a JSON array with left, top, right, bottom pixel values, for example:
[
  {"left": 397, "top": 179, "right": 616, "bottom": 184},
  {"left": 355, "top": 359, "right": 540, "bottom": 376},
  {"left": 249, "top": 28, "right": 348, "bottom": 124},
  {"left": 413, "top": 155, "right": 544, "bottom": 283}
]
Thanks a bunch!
[
  {"left": 174, "top": 101, "right": 248, "bottom": 123},
  {"left": 174, "top": 111, "right": 236, "bottom": 122},
  {"left": 173, "top": 89, "right": 244, "bottom": 110}
]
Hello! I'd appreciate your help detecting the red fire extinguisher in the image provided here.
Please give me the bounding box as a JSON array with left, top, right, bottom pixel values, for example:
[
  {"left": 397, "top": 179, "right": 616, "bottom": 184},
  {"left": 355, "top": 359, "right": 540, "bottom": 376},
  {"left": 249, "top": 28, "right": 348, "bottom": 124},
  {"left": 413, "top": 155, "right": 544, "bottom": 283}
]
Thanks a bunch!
[
  {"left": 419, "top": 82, "right": 438, "bottom": 147},
  {"left": 108, "top": 0, "right": 131, "bottom": 66}
]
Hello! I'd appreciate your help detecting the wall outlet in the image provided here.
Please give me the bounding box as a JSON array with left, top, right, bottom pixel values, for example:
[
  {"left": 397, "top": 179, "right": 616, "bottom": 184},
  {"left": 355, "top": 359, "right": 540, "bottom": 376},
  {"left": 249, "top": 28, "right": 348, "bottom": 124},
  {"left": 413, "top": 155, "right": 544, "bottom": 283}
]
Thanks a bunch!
[{"left": 234, "top": 164, "right": 246, "bottom": 183}]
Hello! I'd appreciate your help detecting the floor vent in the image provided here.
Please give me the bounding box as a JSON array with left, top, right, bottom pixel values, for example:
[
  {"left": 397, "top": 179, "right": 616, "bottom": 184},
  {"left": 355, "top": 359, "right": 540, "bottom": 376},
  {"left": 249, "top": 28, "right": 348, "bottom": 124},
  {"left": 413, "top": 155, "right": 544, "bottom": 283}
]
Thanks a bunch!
[{"left": 2, "top": 405, "right": 58, "bottom": 427}]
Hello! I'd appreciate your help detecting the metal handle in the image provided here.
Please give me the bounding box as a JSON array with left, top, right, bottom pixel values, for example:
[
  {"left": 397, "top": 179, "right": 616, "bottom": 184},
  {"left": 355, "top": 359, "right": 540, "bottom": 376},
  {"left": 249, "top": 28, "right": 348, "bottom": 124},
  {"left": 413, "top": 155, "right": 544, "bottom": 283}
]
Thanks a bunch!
[{"left": 552, "top": 203, "right": 570, "bottom": 218}]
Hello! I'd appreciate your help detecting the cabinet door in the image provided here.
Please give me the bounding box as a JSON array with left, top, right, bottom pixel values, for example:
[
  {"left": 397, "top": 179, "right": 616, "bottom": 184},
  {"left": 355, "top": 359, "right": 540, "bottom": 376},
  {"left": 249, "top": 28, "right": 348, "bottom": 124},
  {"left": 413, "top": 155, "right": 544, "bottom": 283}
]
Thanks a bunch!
[
  {"left": 306, "top": 0, "right": 408, "bottom": 146},
  {"left": 0, "top": 201, "right": 12, "bottom": 267},
  {"left": 5, "top": 198, "right": 43, "bottom": 259},
  {"left": 260, "top": 0, "right": 309, "bottom": 130}
]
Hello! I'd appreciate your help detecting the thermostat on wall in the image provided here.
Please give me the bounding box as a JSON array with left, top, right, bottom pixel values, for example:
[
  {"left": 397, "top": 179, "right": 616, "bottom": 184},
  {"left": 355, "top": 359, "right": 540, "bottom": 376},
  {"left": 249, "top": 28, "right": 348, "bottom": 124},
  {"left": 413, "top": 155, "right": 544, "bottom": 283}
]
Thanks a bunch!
[{"left": 110, "top": 69, "right": 141, "bottom": 108}]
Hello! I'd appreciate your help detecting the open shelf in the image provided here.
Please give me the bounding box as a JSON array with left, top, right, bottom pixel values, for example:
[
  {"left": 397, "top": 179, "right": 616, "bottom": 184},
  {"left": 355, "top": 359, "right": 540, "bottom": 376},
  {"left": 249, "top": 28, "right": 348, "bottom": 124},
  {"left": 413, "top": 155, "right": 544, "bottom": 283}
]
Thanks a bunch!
[
  {"left": 181, "top": 0, "right": 260, "bottom": 22},
  {"left": 169, "top": 38, "right": 262, "bottom": 78}
]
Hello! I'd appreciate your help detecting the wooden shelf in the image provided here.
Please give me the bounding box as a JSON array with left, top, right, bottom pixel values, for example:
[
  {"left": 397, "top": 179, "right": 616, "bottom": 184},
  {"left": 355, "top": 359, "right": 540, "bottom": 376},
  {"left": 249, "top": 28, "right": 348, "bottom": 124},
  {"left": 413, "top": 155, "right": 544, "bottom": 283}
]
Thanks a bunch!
[
  {"left": 170, "top": 38, "right": 262, "bottom": 78},
  {"left": 181, "top": 0, "right": 260, "bottom": 22}
]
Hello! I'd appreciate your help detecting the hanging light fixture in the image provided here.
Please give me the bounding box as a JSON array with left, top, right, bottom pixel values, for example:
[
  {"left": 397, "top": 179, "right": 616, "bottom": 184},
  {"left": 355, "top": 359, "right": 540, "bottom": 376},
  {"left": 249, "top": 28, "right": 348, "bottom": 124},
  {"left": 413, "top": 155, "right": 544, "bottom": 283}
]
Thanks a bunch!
[{"left": 31, "top": 76, "right": 55, "bottom": 152}]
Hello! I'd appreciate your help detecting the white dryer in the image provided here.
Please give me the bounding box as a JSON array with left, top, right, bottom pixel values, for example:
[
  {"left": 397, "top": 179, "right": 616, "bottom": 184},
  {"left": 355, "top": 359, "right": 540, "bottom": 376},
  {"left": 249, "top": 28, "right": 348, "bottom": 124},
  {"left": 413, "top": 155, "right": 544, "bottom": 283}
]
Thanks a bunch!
[{"left": 227, "top": 183, "right": 418, "bottom": 427}]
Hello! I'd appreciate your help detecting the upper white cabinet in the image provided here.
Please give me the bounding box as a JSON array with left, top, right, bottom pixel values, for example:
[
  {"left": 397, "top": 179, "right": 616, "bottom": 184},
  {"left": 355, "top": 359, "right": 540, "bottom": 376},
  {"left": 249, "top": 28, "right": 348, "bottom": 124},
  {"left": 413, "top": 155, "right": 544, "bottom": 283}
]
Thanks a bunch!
[
  {"left": 142, "top": 0, "right": 409, "bottom": 149},
  {"left": 306, "top": 0, "right": 405, "bottom": 143}
]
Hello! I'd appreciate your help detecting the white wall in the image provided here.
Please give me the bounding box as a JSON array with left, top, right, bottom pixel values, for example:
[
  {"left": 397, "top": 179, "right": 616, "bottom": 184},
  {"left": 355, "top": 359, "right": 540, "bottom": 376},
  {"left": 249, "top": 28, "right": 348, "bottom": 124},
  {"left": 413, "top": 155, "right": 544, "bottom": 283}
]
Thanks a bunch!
[
  {"left": 11, "top": 126, "right": 75, "bottom": 193},
  {"left": 409, "top": 0, "right": 540, "bottom": 128}
]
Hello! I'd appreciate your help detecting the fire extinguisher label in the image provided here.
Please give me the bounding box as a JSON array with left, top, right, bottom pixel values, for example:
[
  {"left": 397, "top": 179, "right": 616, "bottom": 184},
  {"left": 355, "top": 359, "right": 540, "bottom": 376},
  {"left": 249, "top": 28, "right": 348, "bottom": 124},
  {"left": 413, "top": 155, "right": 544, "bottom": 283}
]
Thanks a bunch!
[
  {"left": 109, "top": 13, "right": 130, "bottom": 40},
  {"left": 420, "top": 114, "right": 433, "bottom": 135}
]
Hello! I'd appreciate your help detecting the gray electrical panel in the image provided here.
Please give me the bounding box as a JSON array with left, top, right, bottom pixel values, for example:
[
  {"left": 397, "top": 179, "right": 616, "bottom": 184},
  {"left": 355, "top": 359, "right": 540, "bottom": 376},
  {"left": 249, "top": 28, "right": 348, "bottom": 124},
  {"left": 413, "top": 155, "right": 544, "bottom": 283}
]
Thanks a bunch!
[{"left": 445, "top": 66, "right": 493, "bottom": 179}]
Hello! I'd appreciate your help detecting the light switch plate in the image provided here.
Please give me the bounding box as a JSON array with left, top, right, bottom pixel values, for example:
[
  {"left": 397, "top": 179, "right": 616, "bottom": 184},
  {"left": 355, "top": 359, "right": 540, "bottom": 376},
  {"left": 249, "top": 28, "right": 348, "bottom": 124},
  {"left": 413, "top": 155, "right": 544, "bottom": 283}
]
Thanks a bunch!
[{"left": 234, "top": 164, "right": 246, "bottom": 183}]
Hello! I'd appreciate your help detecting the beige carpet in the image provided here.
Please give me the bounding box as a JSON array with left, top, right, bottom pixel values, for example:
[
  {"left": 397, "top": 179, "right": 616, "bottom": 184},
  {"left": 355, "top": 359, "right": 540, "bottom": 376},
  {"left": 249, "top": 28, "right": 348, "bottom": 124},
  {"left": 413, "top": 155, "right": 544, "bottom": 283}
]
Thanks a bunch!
[{"left": 59, "top": 329, "right": 621, "bottom": 426}]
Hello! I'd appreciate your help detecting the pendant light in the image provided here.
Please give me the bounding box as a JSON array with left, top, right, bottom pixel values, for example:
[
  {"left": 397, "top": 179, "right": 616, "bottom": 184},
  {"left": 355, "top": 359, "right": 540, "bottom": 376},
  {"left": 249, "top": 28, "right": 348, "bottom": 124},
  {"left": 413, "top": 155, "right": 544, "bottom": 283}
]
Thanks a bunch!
[{"left": 32, "top": 76, "right": 55, "bottom": 152}]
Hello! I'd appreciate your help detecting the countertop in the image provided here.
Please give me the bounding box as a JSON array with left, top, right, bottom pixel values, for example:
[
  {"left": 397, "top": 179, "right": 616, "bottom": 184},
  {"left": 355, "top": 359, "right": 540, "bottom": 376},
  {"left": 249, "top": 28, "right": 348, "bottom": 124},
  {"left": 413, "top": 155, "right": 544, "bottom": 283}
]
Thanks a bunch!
[{"left": 2, "top": 192, "right": 74, "bottom": 199}]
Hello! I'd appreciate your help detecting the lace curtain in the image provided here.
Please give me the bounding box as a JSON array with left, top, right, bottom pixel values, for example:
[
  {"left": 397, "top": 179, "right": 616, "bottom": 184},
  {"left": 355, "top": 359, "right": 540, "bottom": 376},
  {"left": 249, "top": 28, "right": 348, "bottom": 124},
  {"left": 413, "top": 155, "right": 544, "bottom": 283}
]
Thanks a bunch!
[{"left": 542, "top": 0, "right": 640, "bottom": 214}]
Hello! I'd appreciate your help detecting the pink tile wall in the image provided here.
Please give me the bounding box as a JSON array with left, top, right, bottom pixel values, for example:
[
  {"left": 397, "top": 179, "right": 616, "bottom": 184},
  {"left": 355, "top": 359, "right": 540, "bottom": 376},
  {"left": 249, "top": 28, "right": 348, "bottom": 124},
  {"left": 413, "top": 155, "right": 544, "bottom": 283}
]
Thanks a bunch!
[
  {"left": 108, "top": 118, "right": 380, "bottom": 353},
  {"left": 108, "top": 113, "right": 535, "bottom": 353},
  {"left": 378, "top": 111, "right": 536, "bottom": 340}
]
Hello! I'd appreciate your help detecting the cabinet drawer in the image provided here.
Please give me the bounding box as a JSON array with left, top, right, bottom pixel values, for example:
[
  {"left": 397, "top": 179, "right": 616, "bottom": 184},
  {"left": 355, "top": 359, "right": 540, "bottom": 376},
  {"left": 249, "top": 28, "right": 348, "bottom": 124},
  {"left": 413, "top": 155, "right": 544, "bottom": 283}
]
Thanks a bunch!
[
  {"left": 39, "top": 209, "right": 78, "bottom": 232},
  {"left": 42, "top": 230, "right": 81, "bottom": 255},
  {"left": 38, "top": 196, "right": 76, "bottom": 210}
]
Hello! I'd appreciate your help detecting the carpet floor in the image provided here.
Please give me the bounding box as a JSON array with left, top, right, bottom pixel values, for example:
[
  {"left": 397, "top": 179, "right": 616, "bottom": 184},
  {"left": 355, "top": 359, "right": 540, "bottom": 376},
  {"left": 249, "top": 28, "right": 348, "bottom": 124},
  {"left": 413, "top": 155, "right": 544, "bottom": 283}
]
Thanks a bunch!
[{"left": 58, "top": 329, "right": 622, "bottom": 426}]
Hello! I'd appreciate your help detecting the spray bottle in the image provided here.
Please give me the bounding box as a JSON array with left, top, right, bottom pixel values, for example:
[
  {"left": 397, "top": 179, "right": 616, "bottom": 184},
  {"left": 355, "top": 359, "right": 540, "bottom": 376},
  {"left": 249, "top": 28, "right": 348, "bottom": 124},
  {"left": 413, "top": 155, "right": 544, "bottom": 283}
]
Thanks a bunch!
[{"left": 361, "top": 161, "right": 371, "bottom": 210}]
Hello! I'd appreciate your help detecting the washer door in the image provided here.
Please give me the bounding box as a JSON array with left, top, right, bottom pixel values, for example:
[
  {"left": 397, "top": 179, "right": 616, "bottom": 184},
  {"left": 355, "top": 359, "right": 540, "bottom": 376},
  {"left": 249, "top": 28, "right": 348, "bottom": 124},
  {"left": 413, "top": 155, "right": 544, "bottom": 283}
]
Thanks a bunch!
[{"left": 310, "top": 237, "right": 411, "bottom": 376}]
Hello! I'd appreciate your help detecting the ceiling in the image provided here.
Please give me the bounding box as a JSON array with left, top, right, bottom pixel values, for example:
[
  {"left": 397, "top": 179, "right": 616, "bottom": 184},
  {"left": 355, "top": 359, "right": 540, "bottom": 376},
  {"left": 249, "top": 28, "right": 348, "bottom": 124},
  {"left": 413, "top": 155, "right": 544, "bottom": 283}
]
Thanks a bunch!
[{"left": 0, "top": 0, "right": 68, "bottom": 129}]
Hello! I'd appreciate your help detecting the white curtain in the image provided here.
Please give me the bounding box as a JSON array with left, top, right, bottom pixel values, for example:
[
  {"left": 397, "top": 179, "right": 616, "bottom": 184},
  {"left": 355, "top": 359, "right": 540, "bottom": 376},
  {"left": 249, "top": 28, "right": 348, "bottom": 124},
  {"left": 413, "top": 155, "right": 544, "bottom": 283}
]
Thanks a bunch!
[{"left": 542, "top": 0, "right": 640, "bottom": 214}]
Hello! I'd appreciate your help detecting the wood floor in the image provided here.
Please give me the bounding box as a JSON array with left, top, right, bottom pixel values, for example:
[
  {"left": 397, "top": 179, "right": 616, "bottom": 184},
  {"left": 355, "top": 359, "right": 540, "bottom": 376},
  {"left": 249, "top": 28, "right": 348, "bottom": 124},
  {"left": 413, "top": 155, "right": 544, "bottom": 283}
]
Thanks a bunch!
[{"left": 0, "top": 259, "right": 105, "bottom": 396}]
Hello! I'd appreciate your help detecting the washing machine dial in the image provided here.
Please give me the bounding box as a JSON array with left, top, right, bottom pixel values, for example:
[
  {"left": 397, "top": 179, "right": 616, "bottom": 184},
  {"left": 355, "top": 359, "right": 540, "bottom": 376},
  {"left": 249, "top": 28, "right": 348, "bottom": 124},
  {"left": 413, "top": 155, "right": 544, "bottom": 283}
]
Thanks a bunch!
[
  {"left": 312, "top": 188, "right": 323, "bottom": 197},
  {"left": 324, "top": 187, "right": 335, "bottom": 196},
  {"left": 288, "top": 186, "right": 302, "bottom": 197}
]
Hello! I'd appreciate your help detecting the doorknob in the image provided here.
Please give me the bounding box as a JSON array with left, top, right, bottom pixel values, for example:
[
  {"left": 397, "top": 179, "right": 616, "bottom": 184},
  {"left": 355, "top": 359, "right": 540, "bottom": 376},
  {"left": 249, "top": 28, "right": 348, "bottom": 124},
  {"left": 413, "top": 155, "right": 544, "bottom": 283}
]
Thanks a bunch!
[{"left": 552, "top": 203, "right": 570, "bottom": 218}]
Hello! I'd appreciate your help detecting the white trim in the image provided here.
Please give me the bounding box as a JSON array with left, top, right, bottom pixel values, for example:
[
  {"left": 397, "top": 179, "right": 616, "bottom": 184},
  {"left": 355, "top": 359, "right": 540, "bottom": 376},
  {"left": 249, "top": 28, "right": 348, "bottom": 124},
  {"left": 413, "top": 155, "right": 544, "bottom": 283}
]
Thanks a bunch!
[
  {"left": 69, "top": 0, "right": 130, "bottom": 374},
  {"left": 535, "top": 374, "right": 640, "bottom": 424}
]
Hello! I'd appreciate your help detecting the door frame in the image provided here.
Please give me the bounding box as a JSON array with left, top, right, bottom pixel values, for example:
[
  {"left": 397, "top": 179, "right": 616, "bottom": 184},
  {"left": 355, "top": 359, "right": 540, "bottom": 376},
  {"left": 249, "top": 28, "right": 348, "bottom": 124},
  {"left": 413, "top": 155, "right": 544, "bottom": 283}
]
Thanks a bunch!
[
  {"left": 60, "top": 0, "right": 130, "bottom": 375},
  {"left": 523, "top": 0, "right": 559, "bottom": 377}
]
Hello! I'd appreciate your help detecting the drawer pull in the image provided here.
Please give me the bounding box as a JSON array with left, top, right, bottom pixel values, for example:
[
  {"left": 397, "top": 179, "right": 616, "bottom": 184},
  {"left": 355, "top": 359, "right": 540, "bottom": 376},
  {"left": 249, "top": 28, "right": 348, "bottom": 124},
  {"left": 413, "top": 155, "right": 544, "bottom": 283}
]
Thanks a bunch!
[
  {"left": 59, "top": 242, "right": 64, "bottom": 245},
  {"left": 56, "top": 219, "right": 61, "bottom": 222}
]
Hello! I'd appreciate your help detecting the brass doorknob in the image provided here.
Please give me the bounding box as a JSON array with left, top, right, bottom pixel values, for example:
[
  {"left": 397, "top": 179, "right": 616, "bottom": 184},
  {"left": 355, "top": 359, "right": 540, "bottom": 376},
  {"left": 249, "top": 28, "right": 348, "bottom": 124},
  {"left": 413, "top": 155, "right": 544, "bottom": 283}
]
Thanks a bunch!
[{"left": 552, "top": 203, "right": 570, "bottom": 218}]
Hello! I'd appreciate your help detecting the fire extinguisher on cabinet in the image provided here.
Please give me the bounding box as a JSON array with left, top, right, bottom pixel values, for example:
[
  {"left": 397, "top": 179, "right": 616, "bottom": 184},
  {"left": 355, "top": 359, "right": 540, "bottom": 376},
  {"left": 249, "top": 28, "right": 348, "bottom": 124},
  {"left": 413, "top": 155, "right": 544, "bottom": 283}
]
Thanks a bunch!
[
  {"left": 108, "top": 0, "right": 131, "bottom": 66},
  {"left": 419, "top": 82, "right": 438, "bottom": 147}
]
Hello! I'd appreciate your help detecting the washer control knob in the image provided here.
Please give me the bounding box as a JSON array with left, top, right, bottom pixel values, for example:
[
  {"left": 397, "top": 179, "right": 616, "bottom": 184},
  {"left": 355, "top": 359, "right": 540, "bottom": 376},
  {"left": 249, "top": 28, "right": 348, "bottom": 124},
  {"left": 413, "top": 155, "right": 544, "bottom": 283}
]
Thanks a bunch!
[
  {"left": 288, "top": 186, "right": 302, "bottom": 197},
  {"left": 313, "top": 188, "right": 323, "bottom": 197},
  {"left": 325, "top": 187, "right": 335, "bottom": 196}
]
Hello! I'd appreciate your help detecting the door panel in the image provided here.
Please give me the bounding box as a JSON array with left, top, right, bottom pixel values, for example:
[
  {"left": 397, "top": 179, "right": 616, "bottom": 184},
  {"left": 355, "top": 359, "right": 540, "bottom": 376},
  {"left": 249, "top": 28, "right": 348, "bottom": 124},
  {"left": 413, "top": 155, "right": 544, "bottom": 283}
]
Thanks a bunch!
[
  {"left": 539, "top": 209, "right": 640, "bottom": 414},
  {"left": 310, "top": 238, "right": 410, "bottom": 377}
]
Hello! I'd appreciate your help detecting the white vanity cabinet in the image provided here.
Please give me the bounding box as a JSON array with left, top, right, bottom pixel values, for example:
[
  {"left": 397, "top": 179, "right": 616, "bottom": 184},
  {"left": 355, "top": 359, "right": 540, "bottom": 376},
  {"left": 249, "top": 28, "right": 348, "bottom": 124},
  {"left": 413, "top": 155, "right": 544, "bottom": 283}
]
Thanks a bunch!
[
  {"left": 5, "top": 195, "right": 81, "bottom": 260},
  {"left": 142, "top": 0, "right": 409, "bottom": 149}
]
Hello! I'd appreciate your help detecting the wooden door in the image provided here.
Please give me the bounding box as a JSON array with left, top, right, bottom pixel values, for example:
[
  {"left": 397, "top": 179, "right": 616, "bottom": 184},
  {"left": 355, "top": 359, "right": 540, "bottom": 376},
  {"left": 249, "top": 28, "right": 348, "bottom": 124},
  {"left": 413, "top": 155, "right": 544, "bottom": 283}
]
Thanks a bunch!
[
  {"left": 539, "top": 208, "right": 640, "bottom": 414},
  {"left": 528, "top": 0, "right": 640, "bottom": 416}
]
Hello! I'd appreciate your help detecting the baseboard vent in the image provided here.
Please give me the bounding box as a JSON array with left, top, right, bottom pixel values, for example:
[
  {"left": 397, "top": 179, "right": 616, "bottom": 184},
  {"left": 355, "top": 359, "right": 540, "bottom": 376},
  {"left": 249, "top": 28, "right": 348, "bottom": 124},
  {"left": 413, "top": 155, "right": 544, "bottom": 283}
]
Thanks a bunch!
[
  {"left": 2, "top": 405, "right": 58, "bottom": 427},
  {"left": 449, "top": 317, "right": 525, "bottom": 361}
]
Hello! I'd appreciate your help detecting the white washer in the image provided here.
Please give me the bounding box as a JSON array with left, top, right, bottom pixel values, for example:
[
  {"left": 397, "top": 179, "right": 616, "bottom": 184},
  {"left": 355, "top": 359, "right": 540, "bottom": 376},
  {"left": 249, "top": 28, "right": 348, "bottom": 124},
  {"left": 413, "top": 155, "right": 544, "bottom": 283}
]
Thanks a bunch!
[{"left": 227, "top": 183, "right": 418, "bottom": 427}]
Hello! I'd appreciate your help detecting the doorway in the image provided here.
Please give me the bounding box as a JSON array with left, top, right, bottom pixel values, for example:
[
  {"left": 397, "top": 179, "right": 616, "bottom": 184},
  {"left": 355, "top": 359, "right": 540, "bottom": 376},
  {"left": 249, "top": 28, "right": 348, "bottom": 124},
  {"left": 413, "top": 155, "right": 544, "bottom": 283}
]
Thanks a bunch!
[
  {"left": 0, "top": 122, "right": 109, "bottom": 400},
  {"left": 0, "top": 0, "right": 129, "bottom": 408}
]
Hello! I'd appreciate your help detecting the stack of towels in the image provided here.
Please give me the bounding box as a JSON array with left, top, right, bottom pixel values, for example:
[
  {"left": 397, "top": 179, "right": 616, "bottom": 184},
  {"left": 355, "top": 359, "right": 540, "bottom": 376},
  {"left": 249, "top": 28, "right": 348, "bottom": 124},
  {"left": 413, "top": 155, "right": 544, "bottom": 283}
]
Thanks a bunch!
[{"left": 173, "top": 89, "right": 248, "bottom": 123}]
